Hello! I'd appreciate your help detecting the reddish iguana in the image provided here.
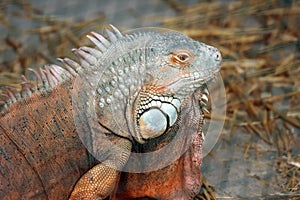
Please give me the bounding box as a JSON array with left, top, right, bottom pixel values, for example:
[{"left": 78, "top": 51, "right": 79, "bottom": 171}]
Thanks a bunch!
[{"left": 0, "top": 25, "right": 222, "bottom": 199}]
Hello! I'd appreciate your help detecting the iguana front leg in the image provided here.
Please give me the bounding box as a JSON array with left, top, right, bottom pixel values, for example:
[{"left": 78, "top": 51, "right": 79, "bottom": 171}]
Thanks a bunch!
[{"left": 69, "top": 137, "right": 132, "bottom": 200}]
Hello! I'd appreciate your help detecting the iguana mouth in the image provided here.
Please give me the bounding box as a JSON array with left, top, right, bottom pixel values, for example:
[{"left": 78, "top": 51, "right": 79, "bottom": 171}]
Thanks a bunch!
[{"left": 166, "top": 67, "right": 220, "bottom": 95}]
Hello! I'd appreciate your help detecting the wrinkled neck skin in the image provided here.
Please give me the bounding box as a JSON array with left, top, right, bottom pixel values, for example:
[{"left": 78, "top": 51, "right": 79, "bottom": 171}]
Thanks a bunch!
[{"left": 112, "top": 89, "right": 205, "bottom": 199}]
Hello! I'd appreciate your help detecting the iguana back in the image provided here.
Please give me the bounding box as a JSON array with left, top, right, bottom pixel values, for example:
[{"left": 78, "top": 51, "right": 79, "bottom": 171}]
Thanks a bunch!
[{"left": 0, "top": 77, "right": 96, "bottom": 199}]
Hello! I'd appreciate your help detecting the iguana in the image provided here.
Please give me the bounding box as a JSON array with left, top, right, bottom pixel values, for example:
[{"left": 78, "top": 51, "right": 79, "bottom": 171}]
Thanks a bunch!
[{"left": 0, "top": 25, "right": 222, "bottom": 199}]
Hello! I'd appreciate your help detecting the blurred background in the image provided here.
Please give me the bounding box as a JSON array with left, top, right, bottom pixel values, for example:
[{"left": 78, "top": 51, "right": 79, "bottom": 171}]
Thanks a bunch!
[{"left": 0, "top": 0, "right": 299, "bottom": 199}]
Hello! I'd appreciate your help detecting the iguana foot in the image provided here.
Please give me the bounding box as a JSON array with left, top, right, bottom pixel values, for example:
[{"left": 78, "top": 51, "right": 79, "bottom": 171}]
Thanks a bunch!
[
  {"left": 69, "top": 137, "right": 132, "bottom": 200},
  {"left": 69, "top": 164, "right": 118, "bottom": 199}
]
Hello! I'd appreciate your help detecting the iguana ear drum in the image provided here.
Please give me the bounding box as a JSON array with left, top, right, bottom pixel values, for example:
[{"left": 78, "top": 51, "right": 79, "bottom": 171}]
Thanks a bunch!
[
  {"left": 139, "top": 108, "right": 167, "bottom": 139},
  {"left": 138, "top": 100, "right": 180, "bottom": 140}
]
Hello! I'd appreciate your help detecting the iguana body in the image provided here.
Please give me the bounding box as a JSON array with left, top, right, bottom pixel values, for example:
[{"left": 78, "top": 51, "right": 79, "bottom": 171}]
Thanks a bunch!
[
  {"left": 0, "top": 78, "right": 96, "bottom": 199},
  {"left": 0, "top": 25, "right": 222, "bottom": 199}
]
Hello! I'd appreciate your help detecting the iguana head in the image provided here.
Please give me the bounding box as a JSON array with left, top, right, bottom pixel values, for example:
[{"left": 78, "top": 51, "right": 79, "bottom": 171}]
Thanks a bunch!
[
  {"left": 145, "top": 31, "right": 221, "bottom": 98},
  {"left": 133, "top": 31, "right": 222, "bottom": 142}
]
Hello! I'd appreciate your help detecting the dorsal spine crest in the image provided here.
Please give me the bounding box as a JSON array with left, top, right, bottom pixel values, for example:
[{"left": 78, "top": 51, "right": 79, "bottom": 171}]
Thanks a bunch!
[{"left": 0, "top": 25, "right": 141, "bottom": 114}]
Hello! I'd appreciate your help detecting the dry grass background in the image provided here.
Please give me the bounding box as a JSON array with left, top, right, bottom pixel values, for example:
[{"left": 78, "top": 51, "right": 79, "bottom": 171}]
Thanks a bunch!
[{"left": 0, "top": 0, "right": 299, "bottom": 199}]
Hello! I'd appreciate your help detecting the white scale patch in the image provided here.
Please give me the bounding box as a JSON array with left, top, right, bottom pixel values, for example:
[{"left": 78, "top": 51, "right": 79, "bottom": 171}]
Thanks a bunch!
[
  {"left": 137, "top": 97, "right": 181, "bottom": 140},
  {"left": 160, "top": 103, "right": 177, "bottom": 126},
  {"left": 139, "top": 108, "right": 167, "bottom": 139}
]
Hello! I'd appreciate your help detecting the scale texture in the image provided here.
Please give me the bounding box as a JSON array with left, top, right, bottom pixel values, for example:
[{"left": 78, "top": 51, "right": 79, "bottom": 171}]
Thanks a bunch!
[{"left": 0, "top": 25, "right": 221, "bottom": 199}]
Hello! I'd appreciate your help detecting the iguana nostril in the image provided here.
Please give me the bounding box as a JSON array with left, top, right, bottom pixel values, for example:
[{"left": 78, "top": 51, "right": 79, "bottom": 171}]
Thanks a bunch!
[{"left": 213, "top": 51, "right": 222, "bottom": 62}]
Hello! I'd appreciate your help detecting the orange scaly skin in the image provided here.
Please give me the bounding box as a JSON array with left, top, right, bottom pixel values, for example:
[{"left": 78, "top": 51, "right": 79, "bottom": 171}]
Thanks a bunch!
[
  {"left": 112, "top": 123, "right": 203, "bottom": 200},
  {"left": 0, "top": 79, "right": 97, "bottom": 199},
  {"left": 0, "top": 81, "right": 203, "bottom": 200}
]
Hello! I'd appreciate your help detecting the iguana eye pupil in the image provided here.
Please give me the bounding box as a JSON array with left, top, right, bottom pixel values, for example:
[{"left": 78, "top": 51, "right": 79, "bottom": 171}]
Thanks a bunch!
[
  {"left": 170, "top": 50, "right": 193, "bottom": 66},
  {"left": 177, "top": 53, "right": 189, "bottom": 61},
  {"left": 214, "top": 51, "right": 222, "bottom": 62}
]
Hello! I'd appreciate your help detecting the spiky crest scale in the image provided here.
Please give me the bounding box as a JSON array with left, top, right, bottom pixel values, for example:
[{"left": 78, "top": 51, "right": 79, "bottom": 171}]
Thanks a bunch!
[{"left": 0, "top": 25, "right": 127, "bottom": 114}]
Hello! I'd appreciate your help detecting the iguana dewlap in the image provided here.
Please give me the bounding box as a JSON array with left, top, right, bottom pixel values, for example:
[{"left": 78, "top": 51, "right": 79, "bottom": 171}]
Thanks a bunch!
[{"left": 0, "top": 25, "right": 222, "bottom": 199}]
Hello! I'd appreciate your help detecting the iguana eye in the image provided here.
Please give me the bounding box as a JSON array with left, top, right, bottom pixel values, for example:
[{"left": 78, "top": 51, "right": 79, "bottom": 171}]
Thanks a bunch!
[
  {"left": 170, "top": 50, "right": 193, "bottom": 67},
  {"left": 176, "top": 53, "right": 189, "bottom": 61}
]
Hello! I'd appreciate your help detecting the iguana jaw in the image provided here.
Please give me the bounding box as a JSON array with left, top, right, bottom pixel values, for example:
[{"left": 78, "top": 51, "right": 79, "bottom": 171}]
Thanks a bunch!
[{"left": 162, "top": 64, "right": 220, "bottom": 101}]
